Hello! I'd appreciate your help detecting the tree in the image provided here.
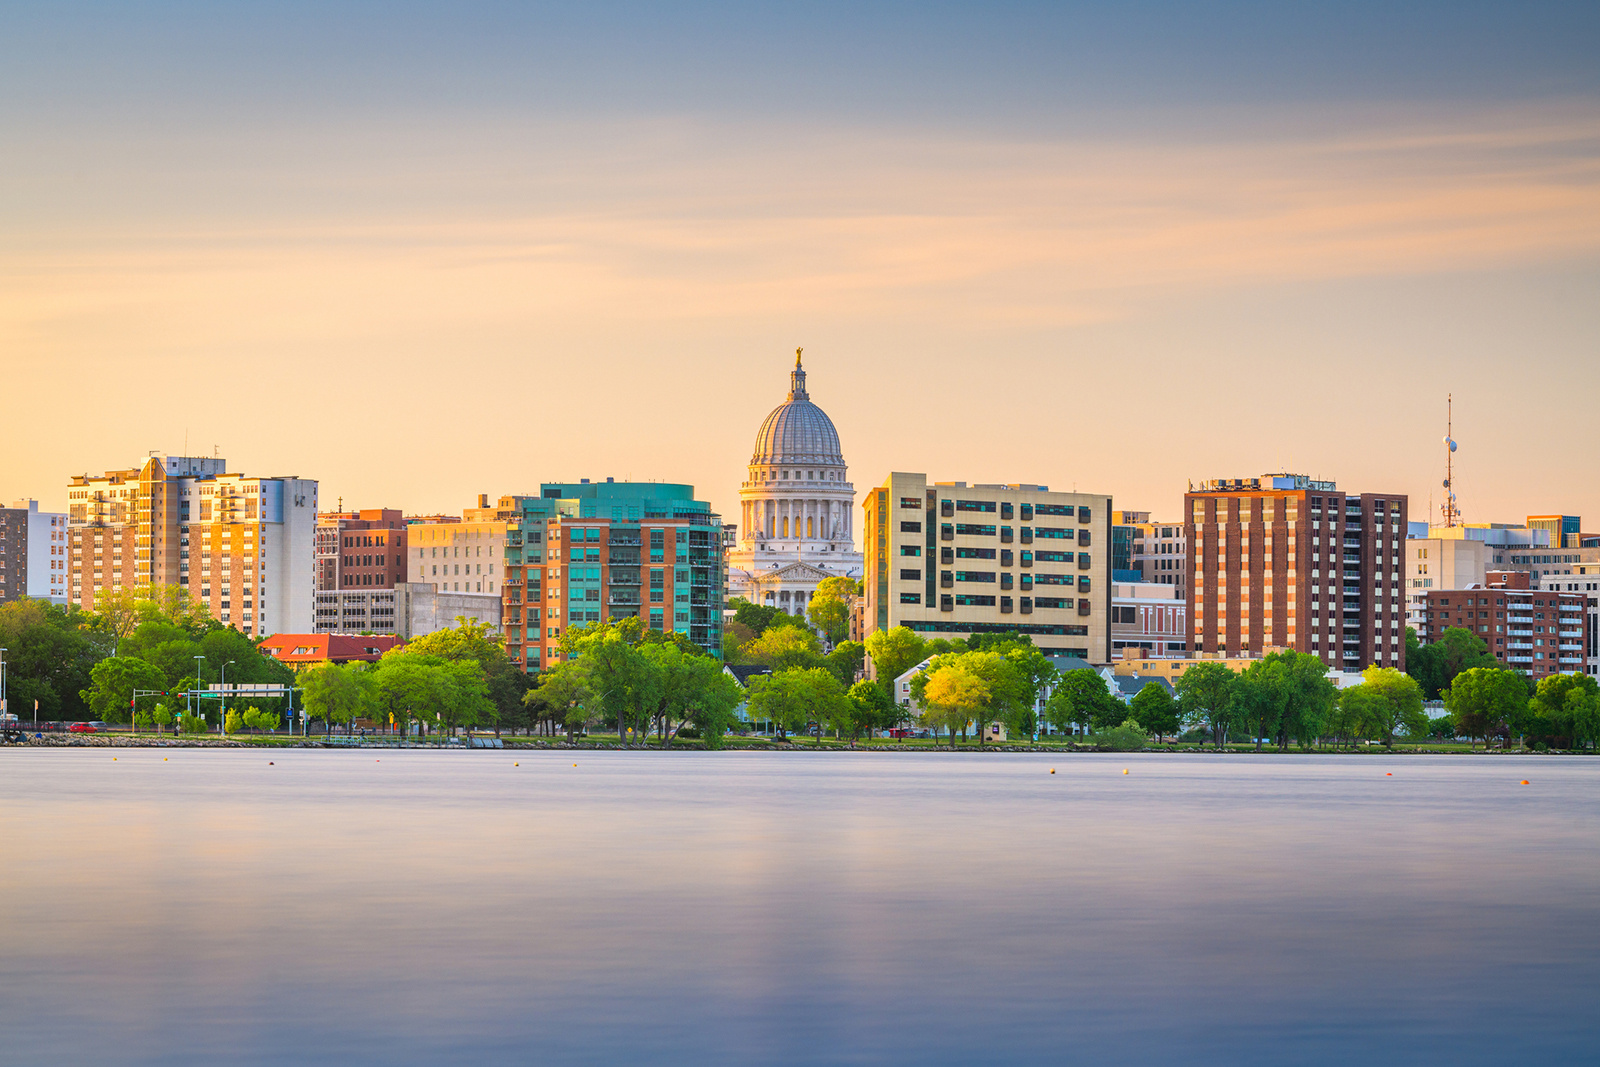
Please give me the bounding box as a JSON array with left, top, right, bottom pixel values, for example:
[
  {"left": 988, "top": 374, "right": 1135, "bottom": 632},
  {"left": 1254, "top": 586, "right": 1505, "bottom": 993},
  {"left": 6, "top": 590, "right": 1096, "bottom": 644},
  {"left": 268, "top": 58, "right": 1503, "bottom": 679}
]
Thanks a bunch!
[
  {"left": 301, "top": 663, "right": 374, "bottom": 735},
  {"left": 1129, "top": 683, "right": 1180, "bottom": 743},
  {"left": 81, "top": 655, "right": 168, "bottom": 724},
  {"left": 151, "top": 702, "right": 174, "bottom": 735},
  {"left": 1443, "top": 667, "right": 1526, "bottom": 750},
  {"left": 743, "top": 625, "right": 824, "bottom": 672},
  {"left": 1273, "top": 651, "right": 1338, "bottom": 749},
  {"left": 1408, "top": 626, "right": 1496, "bottom": 700},
  {"left": 1233, "top": 663, "right": 1282, "bottom": 751},
  {"left": 864, "top": 626, "right": 927, "bottom": 690},
  {"left": 1354, "top": 667, "right": 1427, "bottom": 749},
  {"left": 745, "top": 668, "right": 846, "bottom": 742},
  {"left": 398, "top": 616, "right": 527, "bottom": 733},
  {"left": 1175, "top": 661, "right": 1238, "bottom": 749},
  {"left": 1005, "top": 647, "right": 1058, "bottom": 740},
  {"left": 1044, "top": 669, "right": 1118, "bottom": 736},
  {"left": 922, "top": 666, "right": 992, "bottom": 747},
  {"left": 1098, "top": 718, "right": 1146, "bottom": 752},
  {"left": 823, "top": 640, "right": 865, "bottom": 687},
  {"left": 846, "top": 679, "right": 898, "bottom": 744},
  {"left": 807, "top": 577, "right": 861, "bottom": 647},
  {"left": 0, "top": 598, "right": 106, "bottom": 720},
  {"left": 1329, "top": 686, "right": 1377, "bottom": 750}
]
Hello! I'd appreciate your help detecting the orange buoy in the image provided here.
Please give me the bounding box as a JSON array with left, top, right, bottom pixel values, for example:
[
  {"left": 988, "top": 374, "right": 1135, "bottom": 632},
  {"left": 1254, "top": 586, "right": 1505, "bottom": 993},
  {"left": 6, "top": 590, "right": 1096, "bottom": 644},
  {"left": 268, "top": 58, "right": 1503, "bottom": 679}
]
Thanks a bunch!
[
  {"left": 1049, "top": 769, "right": 1055, "bottom": 774},
  {"left": 1386, "top": 772, "right": 1392, "bottom": 776},
  {"left": 1521, "top": 779, "right": 1530, "bottom": 785},
  {"left": 1122, "top": 769, "right": 1129, "bottom": 775},
  {"left": 268, "top": 761, "right": 274, "bottom": 765}
]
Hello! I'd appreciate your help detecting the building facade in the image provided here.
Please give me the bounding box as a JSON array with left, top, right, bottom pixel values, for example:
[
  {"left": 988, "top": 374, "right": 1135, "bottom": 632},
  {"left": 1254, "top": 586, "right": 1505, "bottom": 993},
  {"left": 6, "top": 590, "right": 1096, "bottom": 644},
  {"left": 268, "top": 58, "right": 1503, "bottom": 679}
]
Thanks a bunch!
[
  {"left": 861, "top": 474, "right": 1112, "bottom": 663},
  {"left": 501, "top": 481, "right": 725, "bottom": 673},
  {"left": 1111, "top": 580, "right": 1187, "bottom": 658},
  {"left": 316, "top": 509, "right": 408, "bottom": 592},
  {"left": 1418, "top": 574, "right": 1588, "bottom": 681},
  {"left": 0, "top": 500, "right": 69, "bottom": 604},
  {"left": 726, "top": 353, "right": 863, "bottom": 616},
  {"left": 1120, "top": 511, "right": 1196, "bottom": 598},
  {"left": 65, "top": 455, "right": 316, "bottom": 635},
  {"left": 1539, "top": 573, "right": 1600, "bottom": 677},
  {"left": 1186, "top": 473, "right": 1406, "bottom": 671}
]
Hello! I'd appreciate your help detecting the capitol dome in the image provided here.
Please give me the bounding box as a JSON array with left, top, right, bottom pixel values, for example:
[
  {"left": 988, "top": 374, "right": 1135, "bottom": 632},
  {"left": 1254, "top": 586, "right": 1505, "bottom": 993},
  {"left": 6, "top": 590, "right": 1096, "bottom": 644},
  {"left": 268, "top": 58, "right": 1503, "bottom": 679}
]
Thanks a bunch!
[{"left": 750, "top": 354, "right": 845, "bottom": 467}]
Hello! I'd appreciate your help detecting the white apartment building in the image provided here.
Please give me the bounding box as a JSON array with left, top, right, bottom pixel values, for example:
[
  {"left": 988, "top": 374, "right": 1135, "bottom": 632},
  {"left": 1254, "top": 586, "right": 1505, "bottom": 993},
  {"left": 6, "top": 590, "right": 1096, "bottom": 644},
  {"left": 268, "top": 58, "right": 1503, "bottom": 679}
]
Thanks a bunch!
[{"left": 9, "top": 499, "right": 69, "bottom": 603}]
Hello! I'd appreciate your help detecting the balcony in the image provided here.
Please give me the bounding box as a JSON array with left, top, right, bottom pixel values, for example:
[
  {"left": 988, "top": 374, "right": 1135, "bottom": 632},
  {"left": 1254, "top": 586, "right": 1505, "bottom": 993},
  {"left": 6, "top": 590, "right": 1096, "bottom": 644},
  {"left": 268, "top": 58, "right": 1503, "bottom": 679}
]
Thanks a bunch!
[
  {"left": 1506, "top": 642, "right": 1533, "bottom": 650},
  {"left": 608, "top": 573, "right": 641, "bottom": 586},
  {"left": 1507, "top": 655, "right": 1533, "bottom": 664},
  {"left": 1559, "top": 643, "right": 1584, "bottom": 651},
  {"left": 608, "top": 594, "right": 641, "bottom": 606},
  {"left": 1560, "top": 657, "right": 1584, "bottom": 665}
]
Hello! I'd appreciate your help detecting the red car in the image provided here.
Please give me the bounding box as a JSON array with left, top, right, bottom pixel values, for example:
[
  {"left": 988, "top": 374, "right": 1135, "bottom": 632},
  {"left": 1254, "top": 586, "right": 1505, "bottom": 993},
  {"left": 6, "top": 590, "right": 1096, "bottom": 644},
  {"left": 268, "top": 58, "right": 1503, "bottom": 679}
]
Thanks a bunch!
[{"left": 69, "top": 721, "right": 99, "bottom": 733}]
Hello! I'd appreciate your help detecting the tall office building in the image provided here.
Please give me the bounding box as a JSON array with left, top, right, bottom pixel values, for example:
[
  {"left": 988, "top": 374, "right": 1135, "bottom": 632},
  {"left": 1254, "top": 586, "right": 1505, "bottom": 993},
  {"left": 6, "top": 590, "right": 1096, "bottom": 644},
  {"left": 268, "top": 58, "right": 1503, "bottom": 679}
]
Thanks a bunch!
[
  {"left": 501, "top": 481, "right": 725, "bottom": 673},
  {"left": 1186, "top": 474, "right": 1406, "bottom": 671},
  {"left": 861, "top": 474, "right": 1112, "bottom": 663},
  {"left": 65, "top": 455, "right": 316, "bottom": 635},
  {"left": 0, "top": 500, "right": 69, "bottom": 604}
]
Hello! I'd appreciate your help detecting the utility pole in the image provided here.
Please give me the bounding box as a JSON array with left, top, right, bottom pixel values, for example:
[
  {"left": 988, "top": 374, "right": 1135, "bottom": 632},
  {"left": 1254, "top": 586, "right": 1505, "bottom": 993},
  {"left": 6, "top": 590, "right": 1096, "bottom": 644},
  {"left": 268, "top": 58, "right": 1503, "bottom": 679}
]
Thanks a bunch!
[{"left": 1441, "top": 394, "right": 1460, "bottom": 528}]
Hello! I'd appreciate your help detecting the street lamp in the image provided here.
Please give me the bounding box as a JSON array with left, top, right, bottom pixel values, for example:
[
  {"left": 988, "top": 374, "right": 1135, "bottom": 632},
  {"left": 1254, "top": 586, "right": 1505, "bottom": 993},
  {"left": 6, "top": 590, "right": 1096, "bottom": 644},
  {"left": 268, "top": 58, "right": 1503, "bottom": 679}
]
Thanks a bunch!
[
  {"left": 194, "top": 655, "right": 205, "bottom": 728},
  {"left": 218, "top": 659, "right": 235, "bottom": 734}
]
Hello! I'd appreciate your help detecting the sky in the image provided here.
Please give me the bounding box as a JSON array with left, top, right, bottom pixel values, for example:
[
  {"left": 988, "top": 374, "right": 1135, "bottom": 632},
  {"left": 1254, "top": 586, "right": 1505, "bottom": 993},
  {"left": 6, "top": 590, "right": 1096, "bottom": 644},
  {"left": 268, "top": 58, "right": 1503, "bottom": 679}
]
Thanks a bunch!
[{"left": 3, "top": 1, "right": 1599, "bottom": 528}]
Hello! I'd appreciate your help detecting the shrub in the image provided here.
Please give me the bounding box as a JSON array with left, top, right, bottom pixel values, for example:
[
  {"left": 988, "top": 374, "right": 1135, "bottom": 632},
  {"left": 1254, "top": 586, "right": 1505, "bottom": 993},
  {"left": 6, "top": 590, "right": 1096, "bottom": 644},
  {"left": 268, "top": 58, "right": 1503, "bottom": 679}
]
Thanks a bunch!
[
  {"left": 224, "top": 709, "right": 246, "bottom": 734},
  {"left": 677, "top": 726, "right": 701, "bottom": 739},
  {"left": 179, "top": 712, "right": 208, "bottom": 735},
  {"left": 1097, "top": 718, "right": 1146, "bottom": 753}
]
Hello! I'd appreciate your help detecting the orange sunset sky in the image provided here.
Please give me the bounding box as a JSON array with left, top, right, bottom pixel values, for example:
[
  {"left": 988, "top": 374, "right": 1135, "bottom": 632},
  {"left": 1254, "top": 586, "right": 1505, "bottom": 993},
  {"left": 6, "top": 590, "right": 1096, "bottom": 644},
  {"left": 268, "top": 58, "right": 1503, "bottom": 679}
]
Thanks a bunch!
[{"left": 3, "top": 3, "right": 1598, "bottom": 527}]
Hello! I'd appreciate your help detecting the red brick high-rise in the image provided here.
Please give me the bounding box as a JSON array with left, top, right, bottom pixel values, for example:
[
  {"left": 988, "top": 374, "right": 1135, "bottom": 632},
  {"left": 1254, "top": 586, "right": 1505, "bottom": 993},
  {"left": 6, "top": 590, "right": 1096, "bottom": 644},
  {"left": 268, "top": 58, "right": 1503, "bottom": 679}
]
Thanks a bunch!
[{"left": 1186, "top": 474, "right": 1407, "bottom": 672}]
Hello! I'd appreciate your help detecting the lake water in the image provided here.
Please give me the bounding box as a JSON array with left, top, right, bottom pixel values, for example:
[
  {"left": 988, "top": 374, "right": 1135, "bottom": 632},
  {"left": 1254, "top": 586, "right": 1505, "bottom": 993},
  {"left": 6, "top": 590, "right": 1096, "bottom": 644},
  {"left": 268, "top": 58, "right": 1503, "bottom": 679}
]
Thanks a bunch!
[{"left": 2, "top": 749, "right": 1597, "bottom": 1064}]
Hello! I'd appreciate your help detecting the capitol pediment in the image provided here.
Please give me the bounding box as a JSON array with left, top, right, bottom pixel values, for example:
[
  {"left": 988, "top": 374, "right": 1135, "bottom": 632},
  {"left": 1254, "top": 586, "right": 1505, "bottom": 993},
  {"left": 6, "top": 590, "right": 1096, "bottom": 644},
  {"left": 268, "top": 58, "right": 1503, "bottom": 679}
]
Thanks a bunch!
[{"left": 751, "top": 560, "right": 837, "bottom": 584}]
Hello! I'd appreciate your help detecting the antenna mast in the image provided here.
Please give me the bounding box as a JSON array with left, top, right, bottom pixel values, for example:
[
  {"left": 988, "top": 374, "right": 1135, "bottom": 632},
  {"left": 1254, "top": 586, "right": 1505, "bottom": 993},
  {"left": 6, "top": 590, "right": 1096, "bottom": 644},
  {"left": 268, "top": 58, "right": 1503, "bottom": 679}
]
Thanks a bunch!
[{"left": 1441, "top": 394, "right": 1459, "bottom": 527}]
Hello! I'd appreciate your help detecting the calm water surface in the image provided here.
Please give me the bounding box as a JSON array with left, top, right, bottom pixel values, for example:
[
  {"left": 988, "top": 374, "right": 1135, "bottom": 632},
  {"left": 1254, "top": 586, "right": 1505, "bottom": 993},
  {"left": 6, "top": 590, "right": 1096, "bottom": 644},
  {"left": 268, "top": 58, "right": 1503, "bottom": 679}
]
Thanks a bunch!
[{"left": 2, "top": 749, "right": 1597, "bottom": 1065}]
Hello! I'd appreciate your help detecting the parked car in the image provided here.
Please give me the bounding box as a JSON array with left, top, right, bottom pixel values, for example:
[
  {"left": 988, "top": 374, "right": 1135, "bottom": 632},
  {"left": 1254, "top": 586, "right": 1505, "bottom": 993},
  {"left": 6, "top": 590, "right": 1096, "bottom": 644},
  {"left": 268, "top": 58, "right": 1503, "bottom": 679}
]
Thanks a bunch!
[
  {"left": 69, "top": 721, "right": 97, "bottom": 733},
  {"left": 87, "top": 721, "right": 109, "bottom": 731}
]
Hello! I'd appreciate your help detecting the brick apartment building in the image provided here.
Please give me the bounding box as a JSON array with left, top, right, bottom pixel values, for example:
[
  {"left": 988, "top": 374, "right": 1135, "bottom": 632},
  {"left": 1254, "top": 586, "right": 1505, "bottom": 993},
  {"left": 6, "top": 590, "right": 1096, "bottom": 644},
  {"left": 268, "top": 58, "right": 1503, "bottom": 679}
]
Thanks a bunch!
[
  {"left": 65, "top": 455, "right": 317, "bottom": 635},
  {"left": 316, "top": 509, "right": 408, "bottom": 591},
  {"left": 1186, "top": 473, "right": 1407, "bottom": 671},
  {"left": 1418, "top": 571, "right": 1588, "bottom": 680},
  {"left": 500, "top": 481, "right": 725, "bottom": 674}
]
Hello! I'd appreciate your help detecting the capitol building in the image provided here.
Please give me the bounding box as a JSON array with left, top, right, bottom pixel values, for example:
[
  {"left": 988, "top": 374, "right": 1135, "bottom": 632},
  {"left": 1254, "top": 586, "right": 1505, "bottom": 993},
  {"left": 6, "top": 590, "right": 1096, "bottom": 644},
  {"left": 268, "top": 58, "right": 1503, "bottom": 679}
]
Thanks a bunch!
[{"left": 726, "top": 351, "right": 864, "bottom": 616}]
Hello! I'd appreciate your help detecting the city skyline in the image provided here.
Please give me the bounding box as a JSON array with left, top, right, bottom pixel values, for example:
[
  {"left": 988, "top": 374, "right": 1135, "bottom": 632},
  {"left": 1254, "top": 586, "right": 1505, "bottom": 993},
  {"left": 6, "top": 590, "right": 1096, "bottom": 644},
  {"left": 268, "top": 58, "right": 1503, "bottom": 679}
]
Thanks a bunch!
[{"left": 3, "top": 3, "right": 1598, "bottom": 527}]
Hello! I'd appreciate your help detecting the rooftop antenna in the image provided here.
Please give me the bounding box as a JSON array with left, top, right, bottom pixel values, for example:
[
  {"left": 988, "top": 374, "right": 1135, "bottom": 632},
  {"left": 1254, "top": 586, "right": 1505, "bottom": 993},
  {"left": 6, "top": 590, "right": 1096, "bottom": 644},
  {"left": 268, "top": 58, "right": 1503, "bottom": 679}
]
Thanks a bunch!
[{"left": 1441, "top": 394, "right": 1459, "bottom": 528}]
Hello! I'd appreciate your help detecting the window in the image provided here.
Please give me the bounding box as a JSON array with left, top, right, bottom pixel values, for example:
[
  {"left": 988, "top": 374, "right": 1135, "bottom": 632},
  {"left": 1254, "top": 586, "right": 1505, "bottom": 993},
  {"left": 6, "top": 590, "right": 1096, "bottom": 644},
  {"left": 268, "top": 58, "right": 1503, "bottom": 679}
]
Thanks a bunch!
[
  {"left": 899, "top": 592, "right": 922, "bottom": 604},
  {"left": 956, "top": 500, "right": 996, "bottom": 513},
  {"left": 1035, "top": 597, "right": 1071, "bottom": 609},
  {"left": 955, "top": 547, "right": 996, "bottom": 559},
  {"left": 900, "top": 545, "right": 922, "bottom": 557},
  {"left": 953, "top": 594, "right": 997, "bottom": 606},
  {"left": 955, "top": 524, "right": 997, "bottom": 537},
  {"left": 900, "top": 568, "right": 922, "bottom": 580},
  {"left": 1113, "top": 606, "right": 1137, "bottom": 623},
  {"left": 1033, "top": 503, "right": 1073, "bottom": 517},
  {"left": 1020, "top": 503, "right": 1034, "bottom": 521},
  {"left": 1034, "top": 527, "right": 1070, "bottom": 539},
  {"left": 1035, "top": 550, "right": 1074, "bottom": 563},
  {"left": 900, "top": 521, "right": 922, "bottom": 533},
  {"left": 1001, "top": 502, "right": 1014, "bottom": 520},
  {"left": 954, "top": 571, "right": 996, "bottom": 583},
  {"left": 899, "top": 497, "right": 921, "bottom": 509},
  {"left": 1034, "top": 574, "right": 1073, "bottom": 585}
]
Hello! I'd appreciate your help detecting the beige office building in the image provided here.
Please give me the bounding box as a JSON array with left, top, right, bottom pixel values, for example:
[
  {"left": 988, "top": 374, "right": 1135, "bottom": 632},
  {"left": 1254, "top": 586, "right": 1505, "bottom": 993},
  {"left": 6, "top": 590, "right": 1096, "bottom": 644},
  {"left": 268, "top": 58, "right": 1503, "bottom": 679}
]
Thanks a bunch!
[
  {"left": 407, "top": 518, "right": 508, "bottom": 597},
  {"left": 861, "top": 473, "right": 1111, "bottom": 663}
]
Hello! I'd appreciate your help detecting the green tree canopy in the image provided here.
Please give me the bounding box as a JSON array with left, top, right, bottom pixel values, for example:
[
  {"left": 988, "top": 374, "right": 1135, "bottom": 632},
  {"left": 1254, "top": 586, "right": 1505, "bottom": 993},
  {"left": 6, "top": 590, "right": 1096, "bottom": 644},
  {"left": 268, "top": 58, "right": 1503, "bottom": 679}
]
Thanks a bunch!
[
  {"left": 1443, "top": 666, "right": 1526, "bottom": 749},
  {"left": 1174, "top": 660, "right": 1239, "bottom": 748},
  {"left": 743, "top": 625, "right": 824, "bottom": 672},
  {"left": 864, "top": 626, "right": 927, "bottom": 688},
  {"left": 1044, "top": 668, "right": 1120, "bottom": 735},
  {"left": 1129, "top": 682, "right": 1180, "bottom": 742},
  {"left": 1407, "top": 626, "right": 1497, "bottom": 700},
  {"left": 81, "top": 655, "right": 168, "bottom": 724},
  {"left": 1352, "top": 666, "right": 1427, "bottom": 748},
  {"left": 806, "top": 577, "right": 861, "bottom": 647},
  {"left": 0, "top": 599, "right": 105, "bottom": 720}
]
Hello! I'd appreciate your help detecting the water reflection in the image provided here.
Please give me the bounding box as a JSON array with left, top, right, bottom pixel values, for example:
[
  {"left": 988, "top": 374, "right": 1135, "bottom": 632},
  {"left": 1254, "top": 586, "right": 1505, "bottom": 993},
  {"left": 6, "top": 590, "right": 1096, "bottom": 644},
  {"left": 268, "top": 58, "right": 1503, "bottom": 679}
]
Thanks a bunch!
[{"left": 2, "top": 750, "right": 1597, "bottom": 1064}]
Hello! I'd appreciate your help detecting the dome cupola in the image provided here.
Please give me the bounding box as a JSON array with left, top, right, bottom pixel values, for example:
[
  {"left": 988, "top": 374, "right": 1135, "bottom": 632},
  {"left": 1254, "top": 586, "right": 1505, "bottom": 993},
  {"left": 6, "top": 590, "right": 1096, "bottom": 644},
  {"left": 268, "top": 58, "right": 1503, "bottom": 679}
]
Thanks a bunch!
[{"left": 751, "top": 349, "right": 845, "bottom": 467}]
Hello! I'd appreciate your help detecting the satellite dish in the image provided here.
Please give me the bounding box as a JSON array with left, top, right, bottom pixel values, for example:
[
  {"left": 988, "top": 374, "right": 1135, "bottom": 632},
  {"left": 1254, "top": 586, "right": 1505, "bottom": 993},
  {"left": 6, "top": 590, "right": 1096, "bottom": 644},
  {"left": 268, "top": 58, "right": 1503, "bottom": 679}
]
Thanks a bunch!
[
  {"left": 1448, "top": 439, "right": 1457, "bottom": 452},
  {"left": 1443, "top": 479, "right": 1450, "bottom": 488}
]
